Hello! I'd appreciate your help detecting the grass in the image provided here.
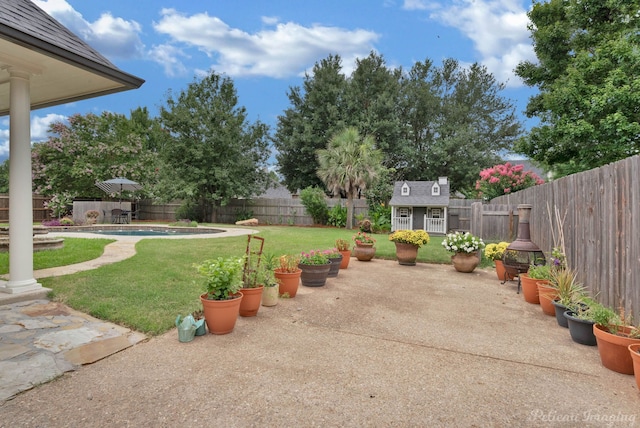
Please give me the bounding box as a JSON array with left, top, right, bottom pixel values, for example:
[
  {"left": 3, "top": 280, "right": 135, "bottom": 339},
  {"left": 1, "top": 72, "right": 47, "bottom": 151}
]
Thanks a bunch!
[
  {"left": 0, "top": 237, "right": 114, "bottom": 275},
  {"left": 21, "top": 225, "right": 491, "bottom": 335}
]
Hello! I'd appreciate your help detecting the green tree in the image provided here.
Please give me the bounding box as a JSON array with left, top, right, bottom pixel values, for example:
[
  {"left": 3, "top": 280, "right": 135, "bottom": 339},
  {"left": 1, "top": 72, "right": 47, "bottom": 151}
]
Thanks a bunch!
[
  {"left": 32, "top": 112, "right": 159, "bottom": 199},
  {"left": 0, "top": 159, "right": 8, "bottom": 193},
  {"left": 317, "top": 127, "right": 384, "bottom": 229},
  {"left": 275, "top": 54, "right": 347, "bottom": 192},
  {"left": 515, "top": 0, "right": 640, "bottom": 176},
  {"left": 400, "top": 59, "right": 522, "bottom": 193},
  {"left": 159, "top": 71, "right": 271, "bottom": 222}
]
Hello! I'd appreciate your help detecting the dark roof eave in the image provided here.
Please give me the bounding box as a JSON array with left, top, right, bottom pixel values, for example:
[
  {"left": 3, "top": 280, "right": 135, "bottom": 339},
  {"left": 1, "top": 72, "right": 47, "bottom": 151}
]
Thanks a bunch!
[{"left": 0, "top": 27, "right": 145, "bottom": 89}]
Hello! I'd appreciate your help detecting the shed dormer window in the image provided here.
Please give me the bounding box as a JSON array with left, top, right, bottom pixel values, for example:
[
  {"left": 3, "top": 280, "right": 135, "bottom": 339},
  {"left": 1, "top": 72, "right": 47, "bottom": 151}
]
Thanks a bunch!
[
  {"left": 432, "top": 183, "right": 440, "bottom": 196},
  {"left": 401, "top": 183, "right": 410, "bottom": 196}
]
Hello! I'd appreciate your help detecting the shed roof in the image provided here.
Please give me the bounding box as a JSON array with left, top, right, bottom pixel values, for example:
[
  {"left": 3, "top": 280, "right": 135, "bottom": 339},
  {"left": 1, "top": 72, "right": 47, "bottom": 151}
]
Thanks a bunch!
[
  {"left": 0, "top": 0, "right": 144, "bottom": 116},
  {"left": 389, "top": 181, "right": 450, "bottom": 207}
]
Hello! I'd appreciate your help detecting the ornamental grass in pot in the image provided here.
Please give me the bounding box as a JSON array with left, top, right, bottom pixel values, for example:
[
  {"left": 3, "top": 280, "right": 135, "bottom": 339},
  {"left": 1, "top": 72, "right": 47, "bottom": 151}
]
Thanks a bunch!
[
  {"left": 548, "top": 267, "right": 586, "bottom": 328},
  {"left": 388, "top": 229, "right": 430, "bottom": 266},
  {"left": 258, "top": 254, "right": 280, "bottom": 307},
  {"left": 195, "top": 256, "right": 244, "bottom": 335}
]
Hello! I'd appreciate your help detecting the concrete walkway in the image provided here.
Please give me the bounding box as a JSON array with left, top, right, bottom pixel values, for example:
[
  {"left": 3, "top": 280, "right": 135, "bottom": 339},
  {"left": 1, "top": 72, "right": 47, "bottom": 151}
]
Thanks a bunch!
[{"left": 0, "top": 226, "right": 256, "bottom": 402}]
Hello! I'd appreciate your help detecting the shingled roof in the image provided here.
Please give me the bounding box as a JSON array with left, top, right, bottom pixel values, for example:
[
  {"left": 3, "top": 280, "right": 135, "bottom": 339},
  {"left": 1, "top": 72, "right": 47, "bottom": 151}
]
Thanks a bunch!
[
  {"left": 0, "top": 0, "right": 144, "bottom": 115},
  {"left": 389, "top": 180, "right": 450, "bottom": 207}
]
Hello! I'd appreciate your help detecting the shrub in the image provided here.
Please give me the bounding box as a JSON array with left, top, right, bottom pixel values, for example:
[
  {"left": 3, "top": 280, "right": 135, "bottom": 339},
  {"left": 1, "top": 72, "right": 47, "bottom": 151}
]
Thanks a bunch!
[
  {"left": 327, "top": 203, "right": 347, "bottom": 227},
  {"left": 300, "top": 186, "right": 328, "bottom": 225},
  {"left": 60, "top": 217, "right": 75, "bottom": 226}
]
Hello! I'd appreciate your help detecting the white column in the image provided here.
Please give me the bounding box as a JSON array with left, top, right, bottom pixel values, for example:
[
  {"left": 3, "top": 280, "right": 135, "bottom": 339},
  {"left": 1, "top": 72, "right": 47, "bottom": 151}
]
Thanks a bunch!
[{"left": 0, "top": 69, "right": 41, "bottom": 294}]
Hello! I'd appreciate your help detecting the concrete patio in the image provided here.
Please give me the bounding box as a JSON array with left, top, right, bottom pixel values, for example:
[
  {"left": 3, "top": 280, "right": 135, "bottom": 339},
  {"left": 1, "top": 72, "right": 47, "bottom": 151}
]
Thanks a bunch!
[{"left": 1, "top": 258, "right": 638, "bottom": 427}]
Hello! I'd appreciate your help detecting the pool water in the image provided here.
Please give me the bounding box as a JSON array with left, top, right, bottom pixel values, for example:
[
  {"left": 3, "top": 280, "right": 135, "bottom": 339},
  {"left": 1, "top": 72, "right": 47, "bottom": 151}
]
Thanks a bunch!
[{"left": 83, "top": 229, "right": 221, "bottom": 237}]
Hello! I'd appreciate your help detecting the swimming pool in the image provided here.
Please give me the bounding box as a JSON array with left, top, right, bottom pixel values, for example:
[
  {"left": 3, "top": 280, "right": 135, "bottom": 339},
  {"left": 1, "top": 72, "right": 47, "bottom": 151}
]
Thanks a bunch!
[
  {"left": 53, "top": 226, "right": 224, "bottom": 237},
  {"left": 90, "top": 229, "right": 222, "bottom": 236}
]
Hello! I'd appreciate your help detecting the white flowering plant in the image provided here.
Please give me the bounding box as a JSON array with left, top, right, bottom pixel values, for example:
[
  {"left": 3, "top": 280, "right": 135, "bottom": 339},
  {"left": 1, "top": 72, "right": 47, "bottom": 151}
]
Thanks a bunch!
[{"left": 442, "top": 232, "right": 485, "bottom": 254}]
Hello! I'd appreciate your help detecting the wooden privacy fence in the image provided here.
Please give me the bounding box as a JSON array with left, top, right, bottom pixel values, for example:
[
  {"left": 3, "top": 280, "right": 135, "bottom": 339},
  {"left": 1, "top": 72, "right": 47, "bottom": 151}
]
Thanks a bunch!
[
  {"left": 0, "top": 194, "right": 51, "bottom": 222},
  {"left": 485, "top": 154, "right": 640, "bottom": 322},
  {"left": 470, "top": 203, "right": 519, "bottom": 242},
  {"left": 214, "top": 198, "right": 369, "bottom": 225}
]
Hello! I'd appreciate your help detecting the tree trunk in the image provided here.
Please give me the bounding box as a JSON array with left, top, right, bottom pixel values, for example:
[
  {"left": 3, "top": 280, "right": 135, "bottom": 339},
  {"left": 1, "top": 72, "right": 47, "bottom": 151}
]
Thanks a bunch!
[{"left": 346, "top": 194, "right": 354, "bottom": 229}]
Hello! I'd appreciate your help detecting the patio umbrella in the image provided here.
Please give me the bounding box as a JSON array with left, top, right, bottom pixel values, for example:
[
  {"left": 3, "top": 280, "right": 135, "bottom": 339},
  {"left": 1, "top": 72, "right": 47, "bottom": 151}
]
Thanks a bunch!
[{"left": 95, "top": 177, "right": 142, "bottom": 206}]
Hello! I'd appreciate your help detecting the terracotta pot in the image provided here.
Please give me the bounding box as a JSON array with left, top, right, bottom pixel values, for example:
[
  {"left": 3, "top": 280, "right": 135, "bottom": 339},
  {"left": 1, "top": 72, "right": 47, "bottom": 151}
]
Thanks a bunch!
[
  {"left": 564, "top": 311, "right": 597, "bottom": 346},
  {"left": 519, "top": 273, "right": 540, "bottom": 304},
  {"left": 629, "top": 344, "right": 640, "bottom": 389},
  {"left": 200, "top": 292, "right": 243, "bottom": 335},
  {"left": 394, "top": 242, "right": 419, "bottom": 266},
  {"left": 537, "top": 281, "right": 556, "bottom": 316},
  {"left": 494, "top": 260, "right": 515, "bottom": 281},
  {"left": 274, "top": 269, "right": 301, "bottom": 298},
  {"left": 239, "top": 286, "right": 264, "bottom": 317},
  {"left": 450, "top": 252, "right": 480, "bottom": 273},
  {"left": 299, "top": 263, "right": 331, "bottom": 287},
  {"left": 327, "top": 255, "right": 343, "bottom": 278},
  {"left": 338, "top": 250, "right": 351, "bottom": 269},
  {"left": 353, "top": 243, "right": 375, "bottom": 261},
  {"left": 261, "top": 285, "right": 279, "bottom": 307},
  {"left": 593, "top": 324, "right": 640, "bottom": 374}
]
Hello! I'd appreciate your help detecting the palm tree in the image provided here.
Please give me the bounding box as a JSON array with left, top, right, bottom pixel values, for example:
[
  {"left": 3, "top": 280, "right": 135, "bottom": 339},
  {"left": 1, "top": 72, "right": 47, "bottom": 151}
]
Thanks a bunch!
[{"left": 317, "top": 127, "right": 384, "bottom": 229}]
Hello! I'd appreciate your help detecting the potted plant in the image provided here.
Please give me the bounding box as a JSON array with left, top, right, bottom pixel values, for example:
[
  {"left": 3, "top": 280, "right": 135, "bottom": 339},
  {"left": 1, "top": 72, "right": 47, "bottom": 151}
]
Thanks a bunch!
[
  {"left": 335, "top": 238, "right": 351, "bottom": 269},
  {"left": 388, "top": 229, "right": 430, "bottom": 266},
  {"left": 549, "top": 268, "right": 585, "bottom": 328},
  {"left": 195, "top": 257, "right": 244, "bottom": 335},
  {"left": 441, "top": 231, "right": 485, "bottom": 273},
  {"left": 563, "top": 300, "right": 601, "bottom": 346},
  {"left": 239, "top": 254, "right": 264, "bottom": 317},
  {"left": 84, "top": 209, "right": 100, "bottom": 225},
  {"left": 324, "top": 248, "right": 343, "bottom": 278},
  {"left": 258, "top": 254, "right": 279, "bottom": 307},
  {"left": 484, "top": 242, "right": 513, "bottom": 280},
  {"left": 629, "top": 343, "right": 640, "bottom": 389},
  {"left": 520, "top": 264, "right": 551, "bottom": 305},
  {"left": 592, "top": 306, "right": 640, "bottom": 374},
  {"left": 298, "top": 249, "right": 331, "bottom": 287},
  {"left": 352, "top": 232, "right": 376, "bottom": 261},
  {"left": 274, "top": 254, "right": 301, "bottom": 297}
]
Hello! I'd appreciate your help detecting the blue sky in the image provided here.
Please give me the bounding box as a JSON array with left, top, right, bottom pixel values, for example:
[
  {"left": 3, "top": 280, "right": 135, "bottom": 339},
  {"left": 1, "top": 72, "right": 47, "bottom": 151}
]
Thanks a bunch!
[{"left": 0, "top": 0, "right": 538, "bottom": 162}]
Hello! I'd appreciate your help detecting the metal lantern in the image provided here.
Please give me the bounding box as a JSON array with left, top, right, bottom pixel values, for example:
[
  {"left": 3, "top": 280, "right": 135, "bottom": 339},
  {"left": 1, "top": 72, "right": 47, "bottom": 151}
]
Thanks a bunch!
[{"left": 502, "top": 204, "right": 545, "bottom": 293}]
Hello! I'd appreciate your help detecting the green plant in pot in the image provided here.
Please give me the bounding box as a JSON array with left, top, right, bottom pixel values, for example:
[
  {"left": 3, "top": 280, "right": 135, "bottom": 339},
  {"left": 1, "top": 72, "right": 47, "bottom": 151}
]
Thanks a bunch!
[
  {"left": 563, "top": 298, "right": 600, "bottom": 346},
  {"left": 239, "top": 252, "right": 266, "bottom": 317},
  {"left": 259, "top": 253, "right": 280, "bottom": 307},
  {"left": 195, "top": 256, "right": 244, "bottom": 334},
  {"left": 299, "top": 249, "right": 331, "bottom": 287},
  {"left": 592, "top": 305, "right": 640, "bottom": 374}
]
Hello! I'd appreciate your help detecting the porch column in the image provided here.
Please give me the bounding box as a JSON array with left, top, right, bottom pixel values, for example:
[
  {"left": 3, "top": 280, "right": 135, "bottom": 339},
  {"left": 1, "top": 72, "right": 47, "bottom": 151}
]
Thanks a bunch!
[
  {"left": 443, "top": 206, "right": 448, "bottom": 233},
  {"left": 0, "top": 69, "right": 41, "bottom": 294}
]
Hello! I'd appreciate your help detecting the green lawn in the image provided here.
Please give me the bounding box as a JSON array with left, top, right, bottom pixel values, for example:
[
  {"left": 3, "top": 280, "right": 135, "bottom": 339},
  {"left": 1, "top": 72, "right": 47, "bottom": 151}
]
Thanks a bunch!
[{"left": 14, "top": 225, "right": 490, "bottom": 335}]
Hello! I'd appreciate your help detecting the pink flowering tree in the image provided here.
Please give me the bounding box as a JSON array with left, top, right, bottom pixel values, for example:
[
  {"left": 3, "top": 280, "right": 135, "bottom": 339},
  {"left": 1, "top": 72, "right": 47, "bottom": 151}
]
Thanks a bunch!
[{"left": 475, "top": 162, "right": 545, "bottom": 200}]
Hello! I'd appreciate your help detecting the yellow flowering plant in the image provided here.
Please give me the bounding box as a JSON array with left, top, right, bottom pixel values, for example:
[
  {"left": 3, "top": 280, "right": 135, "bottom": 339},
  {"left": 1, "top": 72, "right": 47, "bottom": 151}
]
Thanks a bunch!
[
  {"left": 484, "top": 242, "right": 510, "bottom": 261},
  {"left": 388, "top": 229, "right": 430, "bottom": 248}
]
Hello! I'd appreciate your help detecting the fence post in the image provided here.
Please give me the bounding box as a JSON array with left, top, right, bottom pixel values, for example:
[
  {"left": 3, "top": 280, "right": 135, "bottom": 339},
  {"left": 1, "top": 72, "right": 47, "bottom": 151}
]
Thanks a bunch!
[{"left": 470, "top": 202, "right": 483, "bottom": 238}]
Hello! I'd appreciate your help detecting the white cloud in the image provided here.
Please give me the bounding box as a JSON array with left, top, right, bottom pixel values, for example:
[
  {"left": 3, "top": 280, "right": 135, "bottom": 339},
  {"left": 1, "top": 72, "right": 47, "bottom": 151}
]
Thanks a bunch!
[
  {"left": 0, "top": 114, "right": 66, "bottom": 159},
  {"left": 34, "top": 0, "right": 144, "bottom": 59},
  {"left": 413, "top": 0, "right": 535, "bottom": 87},
  {"left": 152, "top": 9, "right": 379, "bottom": 79},
  {"left": 148, "top": 44, "right": 190, "bottom": 77}
]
